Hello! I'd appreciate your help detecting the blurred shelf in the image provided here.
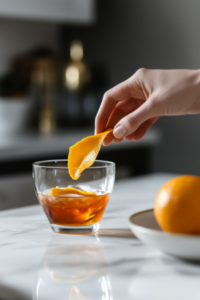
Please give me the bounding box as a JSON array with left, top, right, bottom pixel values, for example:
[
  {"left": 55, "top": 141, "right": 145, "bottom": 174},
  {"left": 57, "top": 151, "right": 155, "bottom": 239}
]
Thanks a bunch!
[
  {"left": 0, "top": 127, "right": 161, "bottom": 162},
  {"left": 0, "top": 0, "right": 95, "bottom": 24}
]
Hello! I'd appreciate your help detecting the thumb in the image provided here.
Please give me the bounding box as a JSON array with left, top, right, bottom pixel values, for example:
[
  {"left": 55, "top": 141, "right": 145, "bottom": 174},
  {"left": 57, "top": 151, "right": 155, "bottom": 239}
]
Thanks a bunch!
[{"left": 113, "top": 98, "right": 156, "bottom": 138}]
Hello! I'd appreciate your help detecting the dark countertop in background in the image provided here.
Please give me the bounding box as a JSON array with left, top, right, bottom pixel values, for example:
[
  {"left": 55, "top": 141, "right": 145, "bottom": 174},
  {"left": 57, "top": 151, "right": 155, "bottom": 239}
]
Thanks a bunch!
[{"left": 0, "top": 127, "right": 161, "bottom": 161}]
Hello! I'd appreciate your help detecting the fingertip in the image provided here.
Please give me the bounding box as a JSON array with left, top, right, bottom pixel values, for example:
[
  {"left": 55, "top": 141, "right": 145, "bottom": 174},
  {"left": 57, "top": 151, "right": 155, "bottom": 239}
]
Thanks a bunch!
[
  {"left": 125, "top": 136, "right": 132, "bottom": 142},
  {"left": 134, "top": 127, "right": 146, "bottom": 140},
  {"left": 132, "top": 132, "right": 144, "bottom": 141},
  {"left": 103, "top": 133, "right": 113, "bottom": 146},
  {"left": 113, "top": 137, "right": 123, "bottom": 144},
  {"left": 125, "top": 132, "right": 138, "bottom": 141},
  {"left": 132, "top": 136, "right": 141, "bottom": 141},
  {"left": 103, "top": 140, "right": 111, "bottom": 146},
  {"left": 113, "top": 125, "right": 127, "bottom": 139}
]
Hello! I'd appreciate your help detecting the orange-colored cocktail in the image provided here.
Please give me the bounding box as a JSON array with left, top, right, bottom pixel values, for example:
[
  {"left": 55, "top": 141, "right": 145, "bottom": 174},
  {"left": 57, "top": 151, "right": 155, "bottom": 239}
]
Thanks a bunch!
[{"left": 38, "top": 191, "right": 110, "bottom": 227}]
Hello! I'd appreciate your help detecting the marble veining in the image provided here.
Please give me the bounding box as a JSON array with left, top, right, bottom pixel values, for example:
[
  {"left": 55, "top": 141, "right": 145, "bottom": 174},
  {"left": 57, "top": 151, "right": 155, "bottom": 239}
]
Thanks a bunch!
[{"left": 0, "top": 173, "right": 200, "bottom": 300}]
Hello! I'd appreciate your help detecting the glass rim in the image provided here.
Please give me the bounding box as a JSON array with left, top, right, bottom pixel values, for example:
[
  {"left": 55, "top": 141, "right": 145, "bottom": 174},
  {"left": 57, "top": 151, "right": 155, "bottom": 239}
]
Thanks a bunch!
[{"left": 33, "top": 159, "right": 115, "bottom": 170}]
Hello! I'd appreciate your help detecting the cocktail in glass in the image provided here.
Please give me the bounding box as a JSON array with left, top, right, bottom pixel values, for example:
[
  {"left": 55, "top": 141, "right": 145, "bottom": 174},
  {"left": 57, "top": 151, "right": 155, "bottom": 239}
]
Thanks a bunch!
[{"left": 33, "top": 160, "right": 115, "bottom": 234}]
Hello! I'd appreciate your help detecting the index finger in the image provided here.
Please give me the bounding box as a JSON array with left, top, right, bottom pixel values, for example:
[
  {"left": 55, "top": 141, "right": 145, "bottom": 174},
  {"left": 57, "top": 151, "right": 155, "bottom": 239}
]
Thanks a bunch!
[
  {"left": 95, "top": 80, "right": 132, "bottom": 134},
  {"left": 95, "top": 74, "right": 145, "bottom": 134}
]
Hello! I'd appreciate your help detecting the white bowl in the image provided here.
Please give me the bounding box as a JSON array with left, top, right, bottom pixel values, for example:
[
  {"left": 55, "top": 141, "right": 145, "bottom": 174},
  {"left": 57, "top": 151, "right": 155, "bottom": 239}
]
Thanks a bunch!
[{"left": 129, "top": 209, "right": 200, "bottom": 260}]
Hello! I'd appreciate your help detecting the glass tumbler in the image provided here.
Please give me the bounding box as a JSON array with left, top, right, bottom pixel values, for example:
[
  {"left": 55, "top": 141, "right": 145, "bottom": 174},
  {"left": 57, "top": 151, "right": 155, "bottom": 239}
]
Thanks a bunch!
[{"left": 33, "top": 160, "right": 115, "bottom": 234}]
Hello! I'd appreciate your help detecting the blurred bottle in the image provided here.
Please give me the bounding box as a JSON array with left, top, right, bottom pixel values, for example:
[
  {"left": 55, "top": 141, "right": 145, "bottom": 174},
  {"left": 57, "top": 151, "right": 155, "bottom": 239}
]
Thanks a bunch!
[
  {"left": 65, "top": 40, "right": 91, "bottom": 91},
  {"left": 59, "top": 41, "right": 94, "bottom": 127},
  {"left": 31, "top": 57, "right": 57, "bottom": 133},
  {"left": 58, "top": 40, "right": 109, "bottom": 128}
]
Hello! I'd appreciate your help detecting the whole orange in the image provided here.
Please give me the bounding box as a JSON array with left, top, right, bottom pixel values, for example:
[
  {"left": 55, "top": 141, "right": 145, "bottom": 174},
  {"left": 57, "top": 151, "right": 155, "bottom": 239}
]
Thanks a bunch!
[{"left": 154, "top": 175, "right": 200, "bottom": 234}]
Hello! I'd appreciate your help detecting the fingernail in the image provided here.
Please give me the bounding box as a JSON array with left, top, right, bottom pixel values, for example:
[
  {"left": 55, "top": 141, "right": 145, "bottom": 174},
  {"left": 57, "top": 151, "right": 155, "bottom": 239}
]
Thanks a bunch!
[{"left": 113, "top": 126, "right": 127, "bottom": 138}]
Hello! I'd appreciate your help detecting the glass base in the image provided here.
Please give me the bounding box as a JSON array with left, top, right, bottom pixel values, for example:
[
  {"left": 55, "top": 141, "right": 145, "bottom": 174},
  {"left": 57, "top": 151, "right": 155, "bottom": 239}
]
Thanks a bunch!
[{"left": 51, "top": 222, "right": 100, "bottom": 234}]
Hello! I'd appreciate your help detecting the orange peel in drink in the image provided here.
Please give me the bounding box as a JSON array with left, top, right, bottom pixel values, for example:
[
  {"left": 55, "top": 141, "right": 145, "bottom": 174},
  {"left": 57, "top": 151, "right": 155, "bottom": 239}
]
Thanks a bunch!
[
  {"left": 49, "top": 187, "right": 96, "bottom": 197},
  {"left": 68, "top": 129, "right": 113, "bottom": 180}
]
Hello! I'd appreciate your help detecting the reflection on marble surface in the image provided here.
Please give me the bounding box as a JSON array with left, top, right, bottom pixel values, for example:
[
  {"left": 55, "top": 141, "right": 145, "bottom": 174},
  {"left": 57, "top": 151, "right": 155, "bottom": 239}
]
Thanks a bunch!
[
  {"left": 33, "top": 235, "right": 113, "bottom": 300},
  {"left": 129, "top": 255, "right": 200, "bottom": 300}
]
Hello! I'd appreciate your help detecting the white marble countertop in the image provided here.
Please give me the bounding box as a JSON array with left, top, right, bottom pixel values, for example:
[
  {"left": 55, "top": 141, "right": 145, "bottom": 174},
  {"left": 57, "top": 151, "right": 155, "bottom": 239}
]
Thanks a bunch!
[
  {"left": 0, "top": 127, "right": 161, "bottom": 161},
  {"left": 1, "top": 173, "right": 199, "bottom": 300}
]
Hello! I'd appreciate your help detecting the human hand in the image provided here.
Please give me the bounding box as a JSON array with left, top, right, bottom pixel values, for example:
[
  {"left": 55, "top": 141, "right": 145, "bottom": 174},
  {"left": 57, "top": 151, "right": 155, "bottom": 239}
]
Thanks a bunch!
[{"left": 95, "top": 69, "right": 200, "bottom": 145}]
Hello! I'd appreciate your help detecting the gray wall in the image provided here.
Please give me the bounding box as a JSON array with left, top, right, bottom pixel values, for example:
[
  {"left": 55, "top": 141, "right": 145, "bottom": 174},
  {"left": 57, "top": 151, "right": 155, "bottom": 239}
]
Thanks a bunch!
[
  {"left": 0, "top": 18, "right": 59, "bottom": 76},
  {"left": 62, "top": 0, "right": 200, "bottom": 175}
]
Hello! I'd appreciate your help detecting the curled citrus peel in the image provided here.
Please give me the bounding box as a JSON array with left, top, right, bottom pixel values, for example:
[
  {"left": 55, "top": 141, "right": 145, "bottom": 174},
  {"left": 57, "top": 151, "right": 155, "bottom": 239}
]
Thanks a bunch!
[
  {"left": 49, "top": 187, "right": 96, "bottom": 197},
  {"left": 68, "top": 129, "right": 113, "bottom": 180}
]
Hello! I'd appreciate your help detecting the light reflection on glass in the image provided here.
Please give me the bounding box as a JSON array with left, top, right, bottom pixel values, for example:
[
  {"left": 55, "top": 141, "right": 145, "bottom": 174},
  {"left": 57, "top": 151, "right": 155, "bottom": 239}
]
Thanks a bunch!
[
  {"left": 69, "top": 285, "right": 90, "bottom": 300},
  {"left": 33, "top": 235, "right": 113, "bottom": 300}
]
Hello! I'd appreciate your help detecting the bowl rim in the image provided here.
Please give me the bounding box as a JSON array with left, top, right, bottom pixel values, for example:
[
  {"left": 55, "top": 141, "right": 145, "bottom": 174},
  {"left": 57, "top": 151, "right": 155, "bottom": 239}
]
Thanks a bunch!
[
  {"left": 33, "top": 159, "right": 115, "bottom": 170},
  {"left": 128, "top": 208, "right": 200, "bottom": 240}
]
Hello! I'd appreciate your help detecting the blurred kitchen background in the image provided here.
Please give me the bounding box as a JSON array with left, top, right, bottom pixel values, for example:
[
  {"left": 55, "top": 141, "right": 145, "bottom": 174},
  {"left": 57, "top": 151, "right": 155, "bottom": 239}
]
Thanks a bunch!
[{"left": 0, "top": 0, "right": 200, "bottom": 210}]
